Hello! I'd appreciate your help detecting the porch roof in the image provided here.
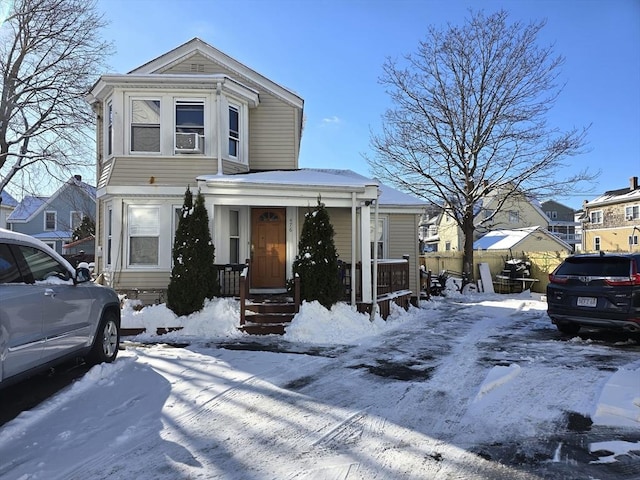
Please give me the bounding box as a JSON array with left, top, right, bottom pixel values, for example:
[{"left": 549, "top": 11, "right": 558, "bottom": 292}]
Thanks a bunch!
[{"left": 197, "top": 169, "right": 426, "bottom": 210}]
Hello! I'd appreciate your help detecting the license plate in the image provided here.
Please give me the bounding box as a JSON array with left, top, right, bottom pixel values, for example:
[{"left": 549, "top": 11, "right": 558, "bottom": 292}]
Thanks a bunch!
[{"left": 577, "top": 297, "right": 597, "bottom": 307}]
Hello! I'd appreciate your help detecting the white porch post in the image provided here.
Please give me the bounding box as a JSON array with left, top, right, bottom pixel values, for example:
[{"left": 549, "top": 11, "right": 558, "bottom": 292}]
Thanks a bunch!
[
  {"left": 360, "top": 202, "right": 372, "bottom": 303},
  {"left": 351, "top": 193, "right": 357, "bottom": 306}
]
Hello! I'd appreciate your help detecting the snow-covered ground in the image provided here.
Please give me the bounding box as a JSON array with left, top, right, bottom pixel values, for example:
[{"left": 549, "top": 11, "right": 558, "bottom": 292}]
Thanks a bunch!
[{"left": 0, "top": 291, "right": 638, "bottom": 479}]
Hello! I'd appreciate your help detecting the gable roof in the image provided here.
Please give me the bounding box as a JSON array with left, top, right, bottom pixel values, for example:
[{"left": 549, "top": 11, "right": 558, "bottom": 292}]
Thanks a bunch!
[
  {"left": 473, "top": 226, "right": 572, "bottom": 251},
  {"left": 586, "top": 178, "right": 640, "bottom": 207},
  {"left": 127, "top": 37, "right": 303, "bottom": 109},
  {"left": 7, "top": 177, "right": 96, "bottom": 223},
  {"left": 0, "top": 191, "right": 18, "bottom": 208}
]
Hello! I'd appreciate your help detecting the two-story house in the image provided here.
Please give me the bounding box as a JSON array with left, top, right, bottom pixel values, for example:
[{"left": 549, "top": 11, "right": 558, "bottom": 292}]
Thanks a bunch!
[
  {"left": 86, "top": 38, "right": 426, "bottom": 305},
  {"left": 541, "top": 200, "right": 581, "bottom": 252},
  {"left": 582, "top": 176, "right": 640, "bottom": 252},
  {"left": 7, "top": 175, "right": 96, "bottom": 254},
  {"left": 435, "top": 187, "right": 550, "bottom": 252},
  {"left": 0, "top": 191, "right": 18, "bottom": 229}
]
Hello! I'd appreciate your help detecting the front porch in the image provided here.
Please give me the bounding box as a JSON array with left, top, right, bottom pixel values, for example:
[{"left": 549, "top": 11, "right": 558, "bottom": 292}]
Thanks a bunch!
[{"left": 227, "top": 257, "right": 413, "bottom": 335}]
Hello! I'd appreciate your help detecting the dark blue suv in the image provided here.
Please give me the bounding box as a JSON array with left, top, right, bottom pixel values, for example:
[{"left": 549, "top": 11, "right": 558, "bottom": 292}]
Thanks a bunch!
[{"left": 547, "top": 252, "right": 640, "bottom": 335}]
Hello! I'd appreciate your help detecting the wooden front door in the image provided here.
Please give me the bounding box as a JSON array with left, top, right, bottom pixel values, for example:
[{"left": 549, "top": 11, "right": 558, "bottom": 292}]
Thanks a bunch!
[{"left": 251, "top": 208, "right": 286, "bottom": 289}]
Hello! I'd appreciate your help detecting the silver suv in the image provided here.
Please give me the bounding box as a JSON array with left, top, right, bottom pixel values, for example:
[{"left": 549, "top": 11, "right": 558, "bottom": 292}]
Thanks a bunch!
[{"left": 0, "top": 228, "right": 121, "bottom": 388}]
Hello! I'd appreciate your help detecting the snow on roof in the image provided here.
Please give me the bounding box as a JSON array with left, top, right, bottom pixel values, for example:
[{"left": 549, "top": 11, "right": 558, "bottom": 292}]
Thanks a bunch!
[
  {"left": 0, "top": 190, "right": 18, "bottom": 207},
  {"left": 587, "top": 185, "right": 640, "bottom": 207},
  {"left": 473, "top": 226, "right": 543, "bottom": 250},
  {"left": 7, "top": 195, "right": 47, "bottom": 221},
  {"left": 197, "top": 169, "right": 426, "bottom": 207},
  {"left": 32, "top": 230, "right": 73, "bottom": 240}
]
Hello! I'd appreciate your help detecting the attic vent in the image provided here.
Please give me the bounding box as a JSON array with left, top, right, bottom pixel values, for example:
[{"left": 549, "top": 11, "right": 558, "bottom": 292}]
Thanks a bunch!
[{"left": 190, "top": 63, "right": 205, "bottom": 73}]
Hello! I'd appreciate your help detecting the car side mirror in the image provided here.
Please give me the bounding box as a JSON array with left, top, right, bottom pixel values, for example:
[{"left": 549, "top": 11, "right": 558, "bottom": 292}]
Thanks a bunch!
[{"left": 76, "top": 267, "right": 92, "bottom": 283}]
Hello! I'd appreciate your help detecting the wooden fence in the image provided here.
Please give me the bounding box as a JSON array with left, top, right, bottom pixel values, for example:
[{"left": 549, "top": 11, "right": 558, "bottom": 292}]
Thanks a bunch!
[{"left": 420, "top": 250, "right": 569, "bottom": 293}]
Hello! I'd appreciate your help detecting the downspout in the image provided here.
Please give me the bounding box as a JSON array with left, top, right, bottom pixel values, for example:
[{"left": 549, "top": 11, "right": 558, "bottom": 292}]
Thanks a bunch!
[
  {"left": 370, "top": 196, "right": 379, "bottom": 321},
  {"left": 216, "top": 80, "right": 223, "bottom": 175},
  {"left": 351, "top": 192, "right": 356, "bottom": 306}
]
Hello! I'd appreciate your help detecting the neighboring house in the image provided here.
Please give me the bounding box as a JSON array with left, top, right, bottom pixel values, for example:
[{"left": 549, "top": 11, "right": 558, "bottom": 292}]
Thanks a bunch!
[
  {"left": 582, "top": 176, "right": 640, "bottom": 252},
  {"left": 419, "top": 206, "right": 443, "bottom": 253},
  {"left": 473, "top": 226, "right": 572, "bottom": 253},
  {"left": 86, "top": 38, "right": 426, "bottom": 304},
  {"left": 0, "top": 191, "right": 18, "bottom": 228},
  {"left": 541, "top": 200, "right": 581, "bottom": 252},
  {"left": 436, "top": 187, "right": 550, "bottom": 252},
  {"left": 7, "top": 176, "right": 96, "bottom": 254}
]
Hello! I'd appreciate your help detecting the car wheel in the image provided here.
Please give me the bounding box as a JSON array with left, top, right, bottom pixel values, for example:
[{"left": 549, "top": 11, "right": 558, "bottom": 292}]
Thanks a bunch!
[
  {"left": 87, "top": 311, "right": 120, "bottom": 364},
  {"left": 556, "top": 322, "right": 580, "bottom": 335}
]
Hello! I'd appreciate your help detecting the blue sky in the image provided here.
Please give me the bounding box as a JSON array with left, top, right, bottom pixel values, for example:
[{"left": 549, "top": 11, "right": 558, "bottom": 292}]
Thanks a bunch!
[{"left": 97, "top": 0, "right": 639, "bottom": 209}]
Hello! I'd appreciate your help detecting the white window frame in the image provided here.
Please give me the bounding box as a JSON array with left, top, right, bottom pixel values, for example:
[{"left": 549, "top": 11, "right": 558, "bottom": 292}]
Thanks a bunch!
[
  {"left": 130, "top": 98, "right": 161, "bottom": 154},
  {"left": 106, "top": 205, "right": 113, "bottom": 267},
  {"left": 594, "top": 236, "right": 601, "bottom": 251},
  {"left": 630, "top": 235, "right": 639, "bottom": 246},
  {"left": 44, "top": 241, "right": 56, "bottom": 251},
  {"left": 175, "top": 99, "right": 205, "bottom": 155},
  {"left": 625, "top": 205, "right": 639, "bottom": 221},
  {"left": 127, "top": 206, "right": 160, "bottom": 267},
  {"left": 370, "top": 216, "right": 388, "bottom": 259},
  {"left": 44, "top": 211, "right": 57, "bottom": 231},
  {"left": 107, "top": 101, "right": 113, "bottom": 156},
  {"left": 509, "top": 211, "right": 519, "bottom": 223},
  {"left": 590, "top": 210, "right": 603, "bottom": 224},
  {"left": 229, "top": 209, "right": 240, "bottom": 264},
  {"left": 70, "top": 211, "right": 83, "bottom": 231},
  {"left": 228, "top": 104, "right": 240, "bottom": 158}
]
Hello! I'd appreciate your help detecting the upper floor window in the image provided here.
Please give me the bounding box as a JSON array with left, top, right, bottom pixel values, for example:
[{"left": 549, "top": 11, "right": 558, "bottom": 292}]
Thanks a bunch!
[
  {"left": 509, "top": 211, "right": 519, "bottom": 223},
  {"left": 625, "top": 205, "right": 639, "bottom": 221},
  {"left": 590, "top": 210, "right": 603, "bottom": 224},
  {"left": 107, "top": 102, "right": 113, "bottom": 156},
  {"left": 45, "top": 211, "right": 57, "bottom": 230},
  {"left": 229, "top": 105, "right": 239, "bottom": 157},
  {"left": 175, "top": 101, "right": 204, "bottom": 154},
  {"left": 70, "top": 211, "right": 83, "bottom": 231},
  {"left": 131, "top": 99, "right": 161, "bottom": 152},
  {"left": 546, "top": 210, "right": 558, "bottom": 219}
]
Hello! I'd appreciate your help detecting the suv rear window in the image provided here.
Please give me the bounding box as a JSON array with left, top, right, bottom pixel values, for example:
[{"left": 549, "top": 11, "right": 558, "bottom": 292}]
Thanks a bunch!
[{"left": 555, "top": 256, "right": 633, "bottom": 277}]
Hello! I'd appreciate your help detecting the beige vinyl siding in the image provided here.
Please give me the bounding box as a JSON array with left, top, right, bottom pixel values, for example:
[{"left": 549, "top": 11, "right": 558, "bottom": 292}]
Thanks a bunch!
[
  {"left": 249, "top": 93, "right": 298, "bottom": 170},
  {"left": 108, "top": 157, "right": 221, "bottom": 186},
  {"left": 110, "top": 270, "right": 171, "bottom": 292},
  {"left": 329, "top": 209, "right": 354, "bottom": 262},
  {"left": 163, "top": 53, "right": 233, "bottom": 75},
  {"left": 387, "top": 213, "right": 420, "bottom": 294}
]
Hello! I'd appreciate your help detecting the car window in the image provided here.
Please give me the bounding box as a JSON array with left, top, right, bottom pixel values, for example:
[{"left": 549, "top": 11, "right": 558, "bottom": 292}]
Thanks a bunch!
[
  {"left": 16, "top": 245, "right": 72, "bottom": 283},
  {"left": 558, "top": 257, "right": 631, "bottom": 277},
  {"left": 0, "top": 243, "right": 24, "bottom": 284}
]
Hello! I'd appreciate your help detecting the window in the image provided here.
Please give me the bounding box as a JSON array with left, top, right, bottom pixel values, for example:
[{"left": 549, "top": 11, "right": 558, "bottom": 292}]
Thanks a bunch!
[
  {"left": 44, "top": 242, "right": 55, "bottom": 250},
  {"left": 45, "top": 211, "right": 57, "bottom": 230},
  {"left": 128, "top": 206, "right": 159, "bottom": 266},
  {"left": 594, "top": 236, "right": 601, "bottom": 251},
  {"left": 131, "top": 99, "right": 161, "bottom": 152},
  {"left": 625, "top": 205, "right": 639, "bottom": 220},
  {"left": 546, "top": 210, "right": 558, "bottom": 219},
  {"left": 630, "top": 235, "right": 639, "bottom": 246},
  {"left": 106, "top": 206, "right": 113, "bottom": 266},
  {"left": 445, "top": 241, "right": 451, "bottom": 251},
  {"left": 509, "top": 211, "right": 519, "bottom": 223},
  {"left": 70, "top": 211, "right": 83, "bottom": 231},
  {"left": 590, "top": 210, "right": 603, "bottom": 224},
  {"left": 229, "top": 210, "right": 240, "bottom": 264},
  {"left": 370, "top": 217, "right": 387, "bottom": 259},
  {"left": 175, "top": 101, "right": 204, "bottom": 154},
  {"left": 229, "top": 105, "right": 239, "bottom": 157},
  {"left": 17, "top": 245, "right": 71, "bottom": 282},
  {"left": 107, "top": 102, "right": 113, "bottom": 156},
  {"left": 0, "top": 243, "right": 22, "bottom": 284}
]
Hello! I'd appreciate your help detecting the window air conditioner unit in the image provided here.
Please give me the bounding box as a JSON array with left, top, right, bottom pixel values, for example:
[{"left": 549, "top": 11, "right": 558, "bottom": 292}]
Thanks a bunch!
[{"left": 176, "top": 132, "right": 201, "bottom": 152}]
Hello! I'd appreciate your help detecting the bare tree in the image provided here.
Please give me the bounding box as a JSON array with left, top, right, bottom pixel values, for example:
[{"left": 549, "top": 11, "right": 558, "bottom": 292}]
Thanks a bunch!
[
  {"left": 368, "top": 10, "right": 595, "bottom": 281},
  {"left": 0, "top": 0, "right": 112, "bottom": 201}
]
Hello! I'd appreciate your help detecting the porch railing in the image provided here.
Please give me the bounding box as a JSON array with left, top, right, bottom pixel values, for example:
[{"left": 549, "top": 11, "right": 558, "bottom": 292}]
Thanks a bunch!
[{"left": 213, "top": 263, "right": 246, "bottom": 297}]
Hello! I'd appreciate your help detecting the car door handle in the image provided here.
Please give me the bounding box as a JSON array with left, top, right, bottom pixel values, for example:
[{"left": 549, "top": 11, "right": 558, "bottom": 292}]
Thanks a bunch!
[{"left": 44, "top": 288, "right": 55, "bottom": 297}]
